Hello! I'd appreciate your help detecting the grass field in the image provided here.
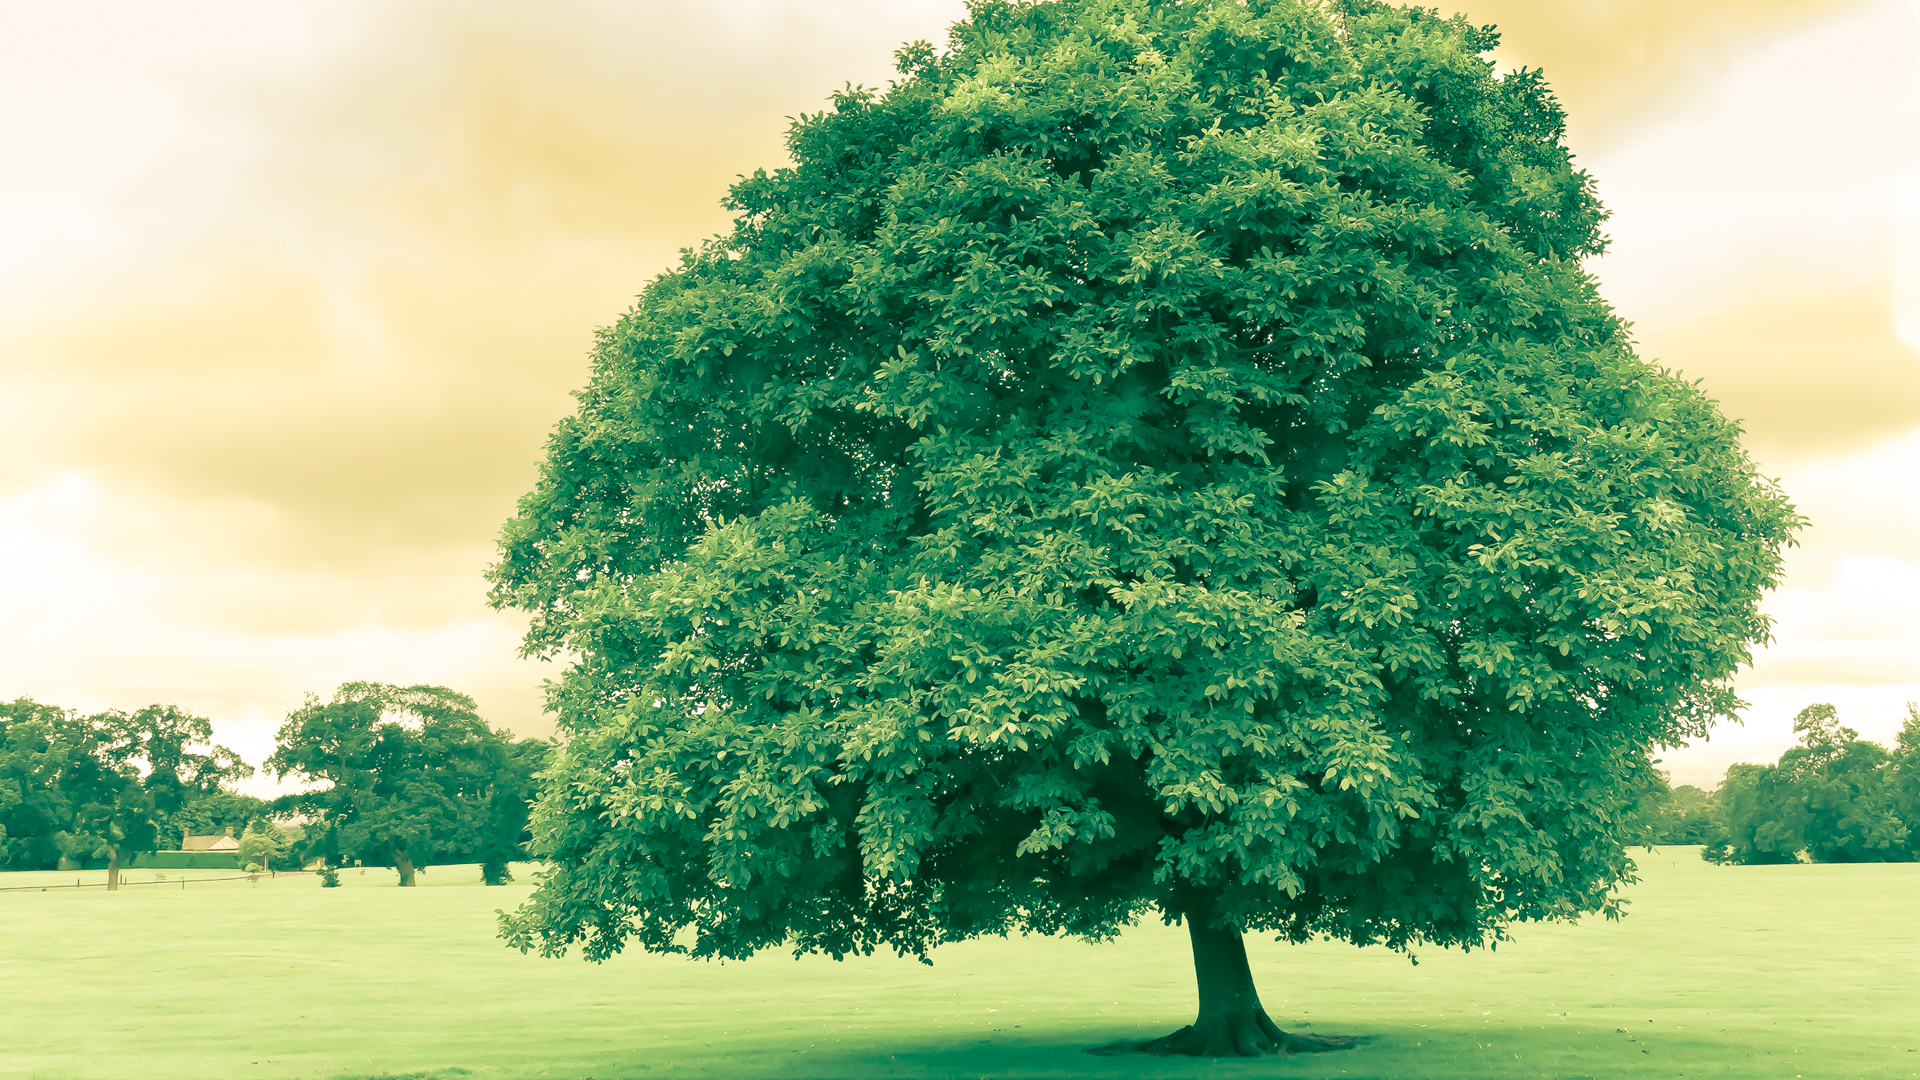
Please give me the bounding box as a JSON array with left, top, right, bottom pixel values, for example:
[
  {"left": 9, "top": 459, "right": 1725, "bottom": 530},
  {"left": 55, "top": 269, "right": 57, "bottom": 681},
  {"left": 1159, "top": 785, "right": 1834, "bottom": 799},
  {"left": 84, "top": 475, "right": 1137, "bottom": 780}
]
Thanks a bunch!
[{"left": 3, "top": 849, "right": 1916, "bottom": 1080}]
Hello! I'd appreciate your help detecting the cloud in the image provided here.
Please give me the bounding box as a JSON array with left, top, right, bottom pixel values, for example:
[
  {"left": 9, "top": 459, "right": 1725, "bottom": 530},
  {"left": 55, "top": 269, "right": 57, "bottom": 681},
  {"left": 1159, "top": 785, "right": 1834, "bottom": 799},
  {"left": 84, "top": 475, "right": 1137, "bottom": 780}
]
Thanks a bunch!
[
  {"left": 0, "top": 0, "right": 967, "bottom": 762},
  {"left": 1636, "top": 291, "right": 1920, "bottom": 455},
  {"left": 3, "top": 0, "right": 1918, "bottom": 792},
  {"left": 1450, "top": 0, "right": 1877, "bottom": 148},
  {"left": 1, "top": 0, "right": 969, "bottom": 563},
  {"left": 0, "top": 474, "right": 552, "bottom": 793},
  {"left": 1576, "top": 0, "right": 1920, "bottom": 458}
]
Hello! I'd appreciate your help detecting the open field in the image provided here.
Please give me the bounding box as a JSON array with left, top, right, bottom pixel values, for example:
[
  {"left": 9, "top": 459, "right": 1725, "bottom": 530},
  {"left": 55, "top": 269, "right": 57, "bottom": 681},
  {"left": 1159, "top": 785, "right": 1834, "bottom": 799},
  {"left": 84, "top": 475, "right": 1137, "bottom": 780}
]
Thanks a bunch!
[
  {"left": 0, "top": 864, "right": 501, "bottom": 893},
  {"left": 2, "top": 849, "right": 1916, "bottom": 1080}
]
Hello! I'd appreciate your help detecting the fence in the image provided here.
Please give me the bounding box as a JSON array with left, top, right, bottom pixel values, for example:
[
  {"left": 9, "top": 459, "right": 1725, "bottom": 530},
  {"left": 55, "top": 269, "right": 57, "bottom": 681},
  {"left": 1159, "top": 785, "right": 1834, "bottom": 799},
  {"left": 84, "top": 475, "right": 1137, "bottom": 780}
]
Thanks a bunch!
[
  {"left": 53, "top": 851, "right": 246, "bottom": 871},
  {"left": 124, "top": 851, "right": 244, "bottom": 870},
  {"left": 0, "top": 870, "right": 313, "bottom": 892}
]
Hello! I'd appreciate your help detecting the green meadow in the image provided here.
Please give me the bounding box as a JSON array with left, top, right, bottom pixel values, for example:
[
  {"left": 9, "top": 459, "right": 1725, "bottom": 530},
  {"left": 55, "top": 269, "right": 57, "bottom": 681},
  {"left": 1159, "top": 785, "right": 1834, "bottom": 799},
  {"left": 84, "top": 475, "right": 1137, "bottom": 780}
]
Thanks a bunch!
[{"left": 2, "top": 850, "right": 1915, "bottom": 1080}]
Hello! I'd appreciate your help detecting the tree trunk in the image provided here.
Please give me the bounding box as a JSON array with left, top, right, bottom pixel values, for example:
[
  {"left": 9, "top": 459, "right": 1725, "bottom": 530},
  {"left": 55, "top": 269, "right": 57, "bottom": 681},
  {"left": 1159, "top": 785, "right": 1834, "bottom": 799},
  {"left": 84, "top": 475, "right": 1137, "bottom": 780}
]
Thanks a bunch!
[
  {"left": 106, "top": 846, "right": 122, "bottom": 892},
  {"left": 1131, "top": 900, "right": 1351, "bottom": 1057},
  {"left": 393, "top": 844, "right": 417, "bottom": 887}
]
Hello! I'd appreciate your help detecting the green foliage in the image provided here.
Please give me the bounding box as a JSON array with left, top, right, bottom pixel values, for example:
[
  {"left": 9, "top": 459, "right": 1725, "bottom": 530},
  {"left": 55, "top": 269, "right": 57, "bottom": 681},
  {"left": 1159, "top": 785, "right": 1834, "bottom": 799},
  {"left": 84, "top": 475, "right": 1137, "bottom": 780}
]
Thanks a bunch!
[
  {"left": 1894, "top": 704, "right": 1920, "bottom": 840},
  {"left": 166, "top": 789, "right": 270, "bottom": 849},
  {"left": 1632, "top": 772, "right": 1720, "bottom": 847},
  {"left": 0, "top": 698, "right": 248, "bottom": 871},
  {"left": 317, "top": 864, "right": 342, "bottom": 887},
  {"left": 479, "top": 739, "right": 551, "bottom": 885},
  {"left": 1705, "top": 703, "right": 1914, "bottom": 865},
  {"left": 0, "top": 699, "right": 85, "bottom": 869},
  {"left": 492, "top": 0, "right": 1799, "bottom": 965},
  {"left": 237, "top": 820, "right": 290, "bottom": 870},
  {"left": 269, "top": 683, "right": 530, "bottom": 881}
]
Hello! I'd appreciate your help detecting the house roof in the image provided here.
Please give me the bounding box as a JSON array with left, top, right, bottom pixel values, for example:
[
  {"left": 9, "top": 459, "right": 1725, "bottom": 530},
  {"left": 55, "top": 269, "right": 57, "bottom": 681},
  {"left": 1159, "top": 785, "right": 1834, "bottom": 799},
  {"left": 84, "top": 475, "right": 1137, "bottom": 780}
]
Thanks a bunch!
[{"left": 181, "top": 829, "right": 240, "bottom": 852}]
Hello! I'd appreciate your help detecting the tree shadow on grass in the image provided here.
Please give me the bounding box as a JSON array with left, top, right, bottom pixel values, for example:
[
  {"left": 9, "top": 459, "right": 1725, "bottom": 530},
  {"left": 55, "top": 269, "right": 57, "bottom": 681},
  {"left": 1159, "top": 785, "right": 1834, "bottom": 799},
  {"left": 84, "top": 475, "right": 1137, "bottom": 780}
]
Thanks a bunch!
[
  {"left": 804, "top": 1027, "right": 1375, "bottom": 1080},
  {"left": 1086, "top": 1030, "right": 1366, "bottom": 1057},
  {"left": 328, "top": 1060, "right": 474, "bottom": 1068}
]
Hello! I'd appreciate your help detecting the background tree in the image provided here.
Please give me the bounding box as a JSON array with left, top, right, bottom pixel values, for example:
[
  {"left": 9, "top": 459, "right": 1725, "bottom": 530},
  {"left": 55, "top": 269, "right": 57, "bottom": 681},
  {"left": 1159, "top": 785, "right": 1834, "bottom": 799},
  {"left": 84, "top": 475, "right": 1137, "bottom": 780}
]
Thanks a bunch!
[
  {"left": 1651, "top": 783, "right": 1719, "bottom": 845},
  {"left": 2, "top": 701, "right": 246, "bottom": 886},
  {"left": 1632, "top": 771, "right": 1720, "bottom": 847},
  {"left": 1706, "top": 704, "right": 1910, "bottom": 865},
  {"left": 56, "top": 717, "right": 151, "bottom": 889},
  {"left": 1893, "top": 705, "right": 1920, "bottom": 859},
  {"left": 476, "top": 738, "right": 551, "bottom": 885},
  {"left": 1786, "top": 705, "right": 1907, "bottom": 862},
  {"left": 269, "top": 682, "right": 518, "bottom": 886},
  {"left": 490, "top": 0, "right": 1799, "bottom": 1056},
  {"left": 237, "top": 819, "right": 289, "bottom": 873},
  {"left": 87, "top": 705, "right": 251, "bottom": 888},
  {"left": 125, "top": 704, "right": 252, "bottom": 846},
  {"left": 167, "top": 790, "right": 271, "bottom": 850},
  {"left": 0, "top": 699, "right": 83, "bottom": 870},
  {"left": 1702, "top": 761, "right": 1801, "bottom": 865}
]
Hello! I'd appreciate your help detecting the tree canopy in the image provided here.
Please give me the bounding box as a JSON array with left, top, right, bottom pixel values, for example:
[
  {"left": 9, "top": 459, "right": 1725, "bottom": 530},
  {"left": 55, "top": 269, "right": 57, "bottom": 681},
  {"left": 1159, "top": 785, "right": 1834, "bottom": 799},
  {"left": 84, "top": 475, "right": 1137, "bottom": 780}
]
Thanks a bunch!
[
  {"left": 269, "top": 682, "right": 539, "bottom": 886},
  {"left": 490, "top": 0, "right": 1799, "bottom": 1055},
  {"left": 1, "top": 698, "right": 247, "bottom": 886},
  {"left": 0, "top": 699, "right": 83, "bottom": 870},
  {"left": 1637, "top": 773, "right": 1717, "bottom": 846},
  {"left": 168, "top": 789, "right": 272, "bottom": 849},
  {"left": 1705, "top": 703, "right": 1917, "bottom": 865}
]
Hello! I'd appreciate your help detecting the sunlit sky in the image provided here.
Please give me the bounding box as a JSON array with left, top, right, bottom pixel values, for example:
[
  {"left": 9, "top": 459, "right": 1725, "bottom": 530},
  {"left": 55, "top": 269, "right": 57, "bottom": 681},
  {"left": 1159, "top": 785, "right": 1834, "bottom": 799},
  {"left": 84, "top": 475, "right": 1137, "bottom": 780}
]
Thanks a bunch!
[{"left": 2, "top": 0, "right": 1916, "bottom": 794}]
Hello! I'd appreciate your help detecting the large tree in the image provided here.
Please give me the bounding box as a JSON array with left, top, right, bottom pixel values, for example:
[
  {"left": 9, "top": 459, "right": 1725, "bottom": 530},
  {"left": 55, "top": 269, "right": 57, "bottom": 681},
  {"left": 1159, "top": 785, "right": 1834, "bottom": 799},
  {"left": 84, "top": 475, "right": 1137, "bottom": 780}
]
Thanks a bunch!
[
  {"left": 1706, "top": 704, "right": 1912, "bottom": 865},
  {"left": 80, "top": 705, "right": 251, "bottom": 889},
  {"left": 1893, "top": 705, "right": 1920, "bottom": 857},
  {"left": 490, "top": 0, "right": 1799, "bottom": 1056},
  {"left": 0, "top": 699, "right": 85, "bottom": 871},
  {"left": 269, "top": 682, "right": 518, "bottom": 886},
  {"left": 475, "top": 737, "right": 551, "bottom": 885},
  {"left": 167, "top": 789, "right": 272, "bottom": 850},
  {"left": 1, "top": 699, "right": 245, "bottom": 886}
]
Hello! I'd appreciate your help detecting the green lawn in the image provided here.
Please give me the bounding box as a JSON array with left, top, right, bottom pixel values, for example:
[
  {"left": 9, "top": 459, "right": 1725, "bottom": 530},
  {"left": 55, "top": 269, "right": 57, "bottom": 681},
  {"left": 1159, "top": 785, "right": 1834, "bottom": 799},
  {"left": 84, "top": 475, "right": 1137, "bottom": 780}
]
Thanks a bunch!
[{"left": 2, "top": 850, "right": 1915, "bottom": 1080}]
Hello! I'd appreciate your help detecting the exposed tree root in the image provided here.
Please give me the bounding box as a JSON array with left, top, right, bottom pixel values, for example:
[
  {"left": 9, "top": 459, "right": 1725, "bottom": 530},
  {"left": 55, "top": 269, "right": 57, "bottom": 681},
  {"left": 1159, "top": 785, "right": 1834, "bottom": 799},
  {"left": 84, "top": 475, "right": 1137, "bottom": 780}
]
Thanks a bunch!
[{"left": 1086, "top": 1008, "right": 1356, "bottom": 1057}]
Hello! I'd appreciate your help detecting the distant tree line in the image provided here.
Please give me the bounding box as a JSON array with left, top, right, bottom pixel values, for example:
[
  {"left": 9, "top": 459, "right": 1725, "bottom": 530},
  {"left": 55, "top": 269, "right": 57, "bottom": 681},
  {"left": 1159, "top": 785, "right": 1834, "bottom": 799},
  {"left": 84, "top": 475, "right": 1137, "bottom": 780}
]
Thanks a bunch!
[
  {"left": 0, "top": 699, "right": 253, "bottom": 888},
  {"left": 17, "top": 685, "right": 1908, "bottom": 886},
  {"left": 268, "top": 682, "right": 549, "bottom": 885},
  {"left": 0, "top": 682, "right": 549, "bottom": 887},
  {"left": 1639, "top": 703, "right": 1920, "bottom": 864}
]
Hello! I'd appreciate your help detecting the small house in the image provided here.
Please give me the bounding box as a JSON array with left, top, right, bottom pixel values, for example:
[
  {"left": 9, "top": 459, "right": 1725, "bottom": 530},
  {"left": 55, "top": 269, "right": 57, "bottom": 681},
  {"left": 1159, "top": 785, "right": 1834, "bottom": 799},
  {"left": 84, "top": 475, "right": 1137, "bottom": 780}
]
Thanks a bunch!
[{"left": 181, "top": 826, "right": 240, "bottom": 852}]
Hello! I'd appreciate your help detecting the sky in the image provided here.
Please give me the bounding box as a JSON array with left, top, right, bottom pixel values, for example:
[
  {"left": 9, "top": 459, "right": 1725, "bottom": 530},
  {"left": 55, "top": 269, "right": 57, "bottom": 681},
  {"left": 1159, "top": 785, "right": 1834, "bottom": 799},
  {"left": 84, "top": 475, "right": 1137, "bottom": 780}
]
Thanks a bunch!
[{"left": 0, "top": 0, "right": 1915, "bottom": 794}]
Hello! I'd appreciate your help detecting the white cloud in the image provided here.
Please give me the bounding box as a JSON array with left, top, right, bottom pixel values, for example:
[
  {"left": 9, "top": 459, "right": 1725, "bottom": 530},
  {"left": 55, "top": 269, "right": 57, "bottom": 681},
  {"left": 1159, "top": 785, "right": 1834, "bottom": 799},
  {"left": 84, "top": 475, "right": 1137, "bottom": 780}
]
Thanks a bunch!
[
  {"left": 4, "top": 0, "right": 1917, "bottom": 800},
  {"left": 1657, "top": 430, "right": 1920, "bottom": 785},
  {"left": 1587, "top": 0, "right": 1920, "bottom": 319},
  {"left": 1574, "top": 0, "right": 1920, "bottom": 783},
  {"left": 0, "top": 473, "right": 553, "bottom": 796},
  {"left": 0, "top": 0, "right": 971, "bottom": 799}
]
